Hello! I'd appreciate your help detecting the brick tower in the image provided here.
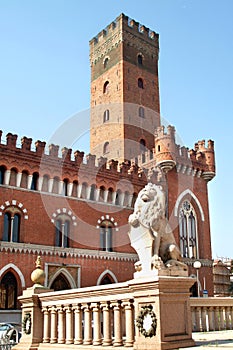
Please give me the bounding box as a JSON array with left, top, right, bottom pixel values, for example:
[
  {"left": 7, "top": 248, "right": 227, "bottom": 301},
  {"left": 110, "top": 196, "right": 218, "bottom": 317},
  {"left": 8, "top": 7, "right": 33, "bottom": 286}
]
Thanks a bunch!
[{"left": 90, "top": 14, "right": 160, "bottom": 162}]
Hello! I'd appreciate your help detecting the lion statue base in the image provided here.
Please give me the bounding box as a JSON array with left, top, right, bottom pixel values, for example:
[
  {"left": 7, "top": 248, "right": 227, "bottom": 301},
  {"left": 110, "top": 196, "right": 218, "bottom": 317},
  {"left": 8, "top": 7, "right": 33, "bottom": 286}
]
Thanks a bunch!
[{"left": 128, "top": 183, "right": 188, "bottom": 278}]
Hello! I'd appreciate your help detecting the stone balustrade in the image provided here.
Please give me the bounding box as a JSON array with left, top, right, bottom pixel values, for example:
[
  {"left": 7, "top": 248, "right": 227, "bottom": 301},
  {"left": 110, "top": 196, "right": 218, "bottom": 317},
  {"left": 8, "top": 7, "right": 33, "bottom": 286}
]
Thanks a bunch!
[{"left": 190, "top": 297, "right": 233, "bottom": 332}]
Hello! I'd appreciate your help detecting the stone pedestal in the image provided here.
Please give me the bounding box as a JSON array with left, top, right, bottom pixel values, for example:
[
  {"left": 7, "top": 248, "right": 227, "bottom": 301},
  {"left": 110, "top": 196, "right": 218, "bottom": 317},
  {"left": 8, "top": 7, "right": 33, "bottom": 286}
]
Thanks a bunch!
[
  {"left": 12, "top": 285, "right": 52, "bottom": 350},
  {"left": 129, "top": 276, "right": 195, "bottom": 350}
]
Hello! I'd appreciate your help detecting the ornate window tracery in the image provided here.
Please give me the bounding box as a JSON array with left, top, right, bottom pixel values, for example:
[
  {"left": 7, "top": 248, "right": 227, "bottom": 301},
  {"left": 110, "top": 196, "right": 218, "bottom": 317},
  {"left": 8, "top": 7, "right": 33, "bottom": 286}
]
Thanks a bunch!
[{"left": 179, "top": 200, "right": 198, "bottom": 258}]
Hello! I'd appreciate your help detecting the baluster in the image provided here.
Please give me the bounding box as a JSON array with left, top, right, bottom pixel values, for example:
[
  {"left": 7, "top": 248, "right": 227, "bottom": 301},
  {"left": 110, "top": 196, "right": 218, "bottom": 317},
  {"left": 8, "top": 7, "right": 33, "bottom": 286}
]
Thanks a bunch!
[
  {"left": 102, "top": 302, "right": 112, "bottom": 346},
  {"left": 214, "top": 306, "right": 220, "bottom": 331},
  {"left": 42, "top": 307, "right": 50, "bottom": 343},
  {"left": 73, "top": 304, "right": 83, "bottom": 345},
  {"left": 208, "top": 307, "right": 214, "bottom": 331},
  {"left": 112, "top": 301, "right": 123, "bottom": 346},
  {"left": 230, "top": 306, "right": 233, "bottom": 330},
  {"left": 191, "top": 307, "right": 196, "bottom": 332},
  {"left": 225, "top": 307, "right": 231, "bottom": 330},
  {"left": 83, "top": 303, "right": 92, "bottom": 345},
  {"left": 57, "top": 305, "right": 65, "bottom": 344},
  {"left": 92, "top": 303, "right": 102, "bottom": 346},
  {"left": 65, "top": 305, "right": 74, "bottom": 344},
  {"left": 201, "top": 307, "right": 207, "bottom": 332},
  {"left": 195, "top": 307, "right": 201, "bottom": 332},
  {"left": 219, "top": 307, "right": 225, "bottom": 330},
  {"left": 50, "top": 306, "right": 57, "bottom": 343},
  {"left": 123, "top": 300, "right": 134, "bottom": 347}
]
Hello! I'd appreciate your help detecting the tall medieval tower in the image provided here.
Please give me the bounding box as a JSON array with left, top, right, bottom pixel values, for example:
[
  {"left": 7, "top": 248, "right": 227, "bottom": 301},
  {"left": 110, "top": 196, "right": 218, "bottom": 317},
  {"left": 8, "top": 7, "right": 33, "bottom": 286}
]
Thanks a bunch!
[{"left": 90, "top": 14, "right": 160, "bottom": 162}]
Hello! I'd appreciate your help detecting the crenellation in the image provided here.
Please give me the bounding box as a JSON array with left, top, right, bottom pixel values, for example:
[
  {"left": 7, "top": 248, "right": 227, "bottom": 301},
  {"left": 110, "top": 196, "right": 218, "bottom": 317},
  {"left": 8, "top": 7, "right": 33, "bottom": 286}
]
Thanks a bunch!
[
  {"left": 0, "top": 130, "right": 2, "bottom": 143},
  {"left": 35, "top": 140, "right": 46, "bottom": 155},
  {"left": 108, "top": 159, "right": 118, "bottom": 171},
  {"left": 74, "top": 150, "right": 84, "bottom": 165},
  {"left": 61, "top": 147, "right": 72, "bottom": 162},
  {"left": 21, "top": 136, "right": 32, "bottom": 151},
  {"left": 6, "top": 133, "right": 17, "bottom": 148},
  {"left": 86, "top": 153, "right": 96, "bottom": 167},
  {"left": 49, "top": 144, "right": 59, "bottom": 157}
]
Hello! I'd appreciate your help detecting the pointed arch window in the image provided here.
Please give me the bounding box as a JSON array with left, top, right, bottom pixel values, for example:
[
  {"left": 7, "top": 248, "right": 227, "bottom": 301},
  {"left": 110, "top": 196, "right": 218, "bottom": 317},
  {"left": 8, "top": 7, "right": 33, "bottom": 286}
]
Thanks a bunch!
[
  {"left": 0, "top": 272, "right": 17, "bottom": 309},
  {"left": 104, "top": 57, "right": 109, "bottom": 69},
  {"left": 179, "top": 200, "right": 198, "bottom": 258},
  {"left": 51, "top": 274, "right": 71, "bottom": 291},
  {"left": 100, "top": 220, "right": 113, "bottom": 252},
  {"left": 55, "top": 217, "right": 70, "bottom": 248},
  {"left": 3, "top": 211, "right": 21, "bottom": 242}
]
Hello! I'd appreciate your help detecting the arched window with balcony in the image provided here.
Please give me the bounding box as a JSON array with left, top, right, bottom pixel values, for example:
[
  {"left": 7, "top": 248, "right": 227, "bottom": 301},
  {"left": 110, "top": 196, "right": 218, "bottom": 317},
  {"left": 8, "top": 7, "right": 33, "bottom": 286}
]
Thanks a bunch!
[
  {"left": 179, "top": 200, "right": 198, "bottom": 259},
  {"left": 100, "top": 220, "right": 113, "bottom": 252}
]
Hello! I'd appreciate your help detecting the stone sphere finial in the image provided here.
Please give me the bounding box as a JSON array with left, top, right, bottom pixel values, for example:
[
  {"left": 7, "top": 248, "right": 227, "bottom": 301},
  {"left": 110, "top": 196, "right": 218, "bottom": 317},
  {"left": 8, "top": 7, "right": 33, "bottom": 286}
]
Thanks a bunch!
[{"left": 31, "top": 256, "right": 45, "bottom": 286}]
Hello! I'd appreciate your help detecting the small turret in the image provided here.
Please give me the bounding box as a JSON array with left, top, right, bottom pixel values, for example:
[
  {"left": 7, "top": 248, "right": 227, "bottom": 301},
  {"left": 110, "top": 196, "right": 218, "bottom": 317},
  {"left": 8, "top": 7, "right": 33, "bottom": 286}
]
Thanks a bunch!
[{"left": 154, "top": 125, "right": 176, "bottom": 173}]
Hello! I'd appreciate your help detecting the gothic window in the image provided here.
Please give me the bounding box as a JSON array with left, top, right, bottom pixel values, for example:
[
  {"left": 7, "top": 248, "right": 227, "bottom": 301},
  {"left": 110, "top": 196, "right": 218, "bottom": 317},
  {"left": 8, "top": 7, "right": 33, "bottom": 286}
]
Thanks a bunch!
[
  {"left": 51, "top": 274, "right": 71, "bottom": 291},
  {"left": 62, "top": 179, "right": 69, "bottom": 196},
  {"left": 90, "top": 184, "right": 96, "bottom": 201},
  {"left": 42, "top": 174, "right": 49, "bottom": 192},
  {"left": 103, "top": 109, "right": 110, "bottom": 122},
  {"left": 103, "top": 142, "right": 110, "bottom": 154},
  {"left": 31, "top": 172, "right": 39, "bottom": 191},
  {"left": 138, "top": 78, "right": 144, "bottom": 89},
  {"left": 21, "top": 170, "right": 28, "bottom": 188},
  {"left": 71, "top": 181, "right": 78, "bottom": 197},
  {"left": 3, "top": 211, "right": 21, "bottom": 242},
  {"left": 0, "top": 166, "right": 6, "bottom": 185},
  {"left": 139, "top": 106, "right": 145, "bottom": 118},
  {"left": 103, "top": 81, "right": 109, "bottom": 94},
  {"left": 100, "top": 220, "right": 113, "bottom": 252},
  {"left": 55, "top": 217, "right": 70, "bottom": 248},
  {"left": 140, "top": 139, "right": 146, "bottom": 153},
  {"left": 99, "top": 186, "right": 105, "bottom": 202},
  {"left": 137, "top": 54, "right": 143, "bottom": 65},
  {"left": 107, "top": 188, "right": 114, "bottom": 203},
  {"left": 81, "top": 182, "right": 87, "bottom": 199},
  {"left": 9, "top": 168, "right": 17, "bottom": 187},
  {"left": 52, "top": 177, "right": 59, "bottom": 194},
  {"left": 115, "top": 189, "right": 122, "bottom": 205},
  {"left": 100, "top": 274, "right": 113, "bottom": 285},
  {"left": 0, "top": 272, "right": 17, "bottom": 309},
  {"left": 179, "top": 200, "right": 198, "bottom": 258}
]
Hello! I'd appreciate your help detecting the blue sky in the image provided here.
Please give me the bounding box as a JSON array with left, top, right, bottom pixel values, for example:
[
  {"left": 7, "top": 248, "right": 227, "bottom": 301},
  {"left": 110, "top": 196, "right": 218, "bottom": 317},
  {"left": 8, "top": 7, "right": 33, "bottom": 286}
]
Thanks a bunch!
[{"left": 0, "top": 0, "right": 232, "bottom": 258}]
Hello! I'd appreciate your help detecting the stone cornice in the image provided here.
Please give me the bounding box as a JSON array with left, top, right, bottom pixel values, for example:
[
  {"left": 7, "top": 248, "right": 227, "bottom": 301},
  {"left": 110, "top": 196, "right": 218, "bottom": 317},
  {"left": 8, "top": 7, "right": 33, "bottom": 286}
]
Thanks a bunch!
[{"left": 0, "top": 241, "right": 138, "bottom": 262}]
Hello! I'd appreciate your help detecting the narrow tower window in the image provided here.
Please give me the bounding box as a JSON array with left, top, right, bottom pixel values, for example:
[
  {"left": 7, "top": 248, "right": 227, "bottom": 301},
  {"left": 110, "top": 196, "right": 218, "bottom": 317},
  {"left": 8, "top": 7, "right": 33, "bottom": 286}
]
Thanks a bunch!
[
  {"left": 179, "top": 200, "right": 198, "bottom": 258},
  {"left": 104, "top": 57, "right": 109, "bottom": 69},
  {"left": 138, "top": 78, "right": 144, "bottom": 89},
  {"left": 139, "top": 106, "right": 145, "bottom": 118},
  {"left": 103, "top": 109, "right": 110, "bottom": 123},
  {"left": 138, "top": 54, "right": 143, "bottom": 65},
  {"left": 100, "top": 220, "right": 113, "bottom": 252},
  {"left": 103, "top": 142, "right": 110, "bottom": 154},
  {"left": 103, "top": 81, "right": 109, "bottom": 94}
]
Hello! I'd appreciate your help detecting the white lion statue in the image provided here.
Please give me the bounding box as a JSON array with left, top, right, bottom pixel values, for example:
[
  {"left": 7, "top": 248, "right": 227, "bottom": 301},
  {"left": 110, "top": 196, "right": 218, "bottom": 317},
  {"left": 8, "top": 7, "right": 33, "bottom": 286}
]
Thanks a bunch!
[{"left": 128, "top": 183, "right": 187, "bottom": 277}]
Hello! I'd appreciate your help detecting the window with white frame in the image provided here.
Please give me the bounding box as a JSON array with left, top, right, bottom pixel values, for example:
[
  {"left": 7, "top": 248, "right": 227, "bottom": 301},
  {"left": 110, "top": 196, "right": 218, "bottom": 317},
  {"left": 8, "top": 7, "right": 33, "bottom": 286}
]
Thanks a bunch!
[
  {"left": 3, "top": 209, "right": 21, "bottom": 243},
  {"left": 179, "top": 200, "right": 198, "bottom": 258},
  {"left": 100, "top": 220, "right": 113, "bottom": 252},
  {"left": 55, "top": 216, "right": 70, "bottom": 248}
]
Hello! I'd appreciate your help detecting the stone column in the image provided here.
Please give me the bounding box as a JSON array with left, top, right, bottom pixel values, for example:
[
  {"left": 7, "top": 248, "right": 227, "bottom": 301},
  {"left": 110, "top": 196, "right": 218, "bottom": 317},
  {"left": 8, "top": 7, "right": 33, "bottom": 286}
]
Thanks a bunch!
[
  {"left": 219, "top": 306, "right": 225, "bottom": 330},
  {"left": 38, "top": 176, "right": 43, "bottom": 191},
  {"left": 112, "top": 301, "right": 123, "bottom": 346},
  {"left": 208, "top": 307, "right": 215, "bottom": 331},
  {"left": 27, "top": 174, "right": 33, "bottom": 189},
  {"left": 57, "top": 305, "right": 65, "bottom": 344},
  {"left": 73, "top": 304, "right": 83, "bottom": 345},
  {"left": 102, "top": 302, "right": 112, "bottom": 346},
  {"left": 42, "top": 307, "right": 50, "bottom": 343},
  {"left": 83, "top": 304, "right": 92, "bottom": 345},
  {"left": 92, "top": 303, "right": 102, "bottom": 346},
  {"left": 112, "top": 191, "right": 117, "bottom": 205},
  {"left": 225, "top": 306, "right": 231, "bottom": 330},
  {"left": 201, "top": 307, "right": 207, "bottom": 332},
  {"left": 95, "top": 188, "right": 100, "bottom": 202},
  {"left": 123, "top": 300, "right": 134, "bottom": 347},
  {"left": 4, "top": 169, "right": 11, "bottom": 185},
  {"left": 67, "top": 182, "right": 73, "bottom": 197},
  {"left": 50, "top": 306, "right": 58, "bottom": 343},
  {"left": 214, "top": 306, "right": 220, "bottom": 331},
  {"left": 65, "top": 305, "right": 74, "bottom": 344},
  {"left": 48, "top": 178, "right": 54, "bottom": 193},
  {"left": 16, "top": 172, "right": 22, "bottom": 187},
  {"left": 77, "top": 184, "right": 82, "bottom": 198}
]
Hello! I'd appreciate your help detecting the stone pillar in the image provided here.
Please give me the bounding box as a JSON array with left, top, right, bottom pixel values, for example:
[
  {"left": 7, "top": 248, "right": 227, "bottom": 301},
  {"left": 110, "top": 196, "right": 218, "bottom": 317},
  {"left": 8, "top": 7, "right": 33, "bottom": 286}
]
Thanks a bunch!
[
  {"left": 57, "top": 306, "right": 65, "bottom": 344},
  {"left": 42, "top": 307, "right": 50, "bottom": 343},
  {"left": 16, "top": 173, "right": 22, "bottom": 187},
  {"left": 65, "top": 305, "right": 74, "bottom": 344},
  {"left": 208, "top": 307, "right": 215, "bottom": 331},
  {"left": 48, "top": 178, "right": 54, "bottom": 193},
  {"left": 4, "top": 169, "right": 11, "bottom": 185},
  {"left": 214, "top": 306, "right": 220, "bottom": 331},
  {"left": 225, "top": 307, "right": 231, "bottom": 330},
  {"left": 73, "top": 304, "right": 83, "bottom": 345},
  {"left": 83, "top": 304, "right": 92, "bottom": 345},
  {"left": 102, "top": 302, "right": 112, "bottom": 346},
  {"left": 67, "top": 182, "right": 73, "bottom": 197},
  {"left": 112, "top": 301, "right": 123, "bottom": 346},
  {"left": 50, "top": 306, "right": 58, "bottom": 343},
  {"left": 195, "top": 307, "right": 201, "bottom": 332},
  {"left": 38, "top": 176, "right": 43, "bottom": 191},
  {"left": 92, "top": 303, "right": 102, "bottom": 346},
  {"left": 129, "top": 276, "right": 195, "bottom": 350},
  {"left": 219, "top": 306, "right": 225, "bottom": 330},
  {"left": 77, "top": 184, "right": 82, "bottom": 198},
  {"left": 201, "top": 307, "right": 207, "bottom": 332},
  {"left": 12, "top": 286, "right": 52, "bottom": 350},
  {"left": 123, "top": 300, "right": 134, "bottom": 347},
  {"left": 27, "top": 174, "right": 33, "bottom": 190}
]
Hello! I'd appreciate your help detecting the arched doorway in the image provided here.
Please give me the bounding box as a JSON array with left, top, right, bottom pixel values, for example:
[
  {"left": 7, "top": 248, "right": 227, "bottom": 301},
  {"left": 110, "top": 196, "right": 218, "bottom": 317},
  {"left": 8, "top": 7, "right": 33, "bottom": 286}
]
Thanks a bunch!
[{"left": 0, "top": 272, "right": 17, "bottom": 309}]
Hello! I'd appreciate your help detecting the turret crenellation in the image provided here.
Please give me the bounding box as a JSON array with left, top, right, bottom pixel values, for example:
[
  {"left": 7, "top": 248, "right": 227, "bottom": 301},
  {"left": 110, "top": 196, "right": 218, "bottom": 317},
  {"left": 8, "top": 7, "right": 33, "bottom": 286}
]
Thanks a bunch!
[{"left": 21, "top": 136, "right": 32, "bottom": 151}]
